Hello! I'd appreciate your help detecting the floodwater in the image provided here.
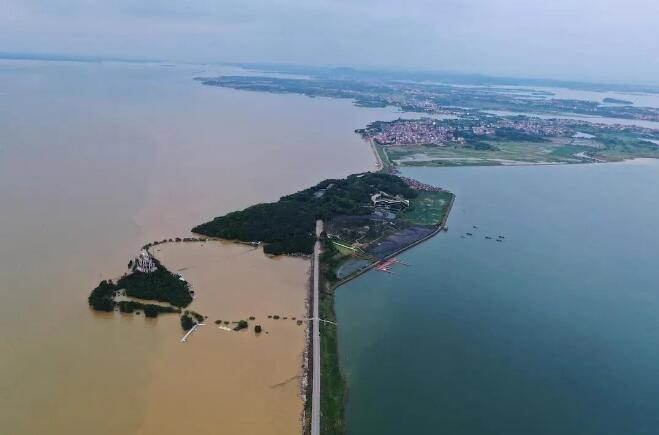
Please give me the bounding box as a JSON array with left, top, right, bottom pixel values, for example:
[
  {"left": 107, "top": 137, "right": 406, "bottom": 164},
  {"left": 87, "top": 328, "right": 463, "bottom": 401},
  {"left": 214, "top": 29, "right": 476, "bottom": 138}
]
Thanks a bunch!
[
  {"left": 147, "top": 241, "right": 309, "bottom": 435},
  {"left": 5, "top": 59, "right": 659, "bottom": 434},
  {"left": 337, "top": 159, "right": 659, "bottom": 435},
  {"left": 0, "top": 59, "right": 402, "bottom": 434}
]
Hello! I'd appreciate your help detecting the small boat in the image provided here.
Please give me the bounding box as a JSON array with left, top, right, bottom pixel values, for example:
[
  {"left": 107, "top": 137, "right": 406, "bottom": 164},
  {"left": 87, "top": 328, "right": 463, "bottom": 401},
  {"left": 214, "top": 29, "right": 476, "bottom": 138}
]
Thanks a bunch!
[
  {"left": 496, "top": 239, "right": 503, "bottom": 243},
  {"left": 498, "top": 235, "right": 505, "bottom": 239},
  {"left": 485, "top": 236, "right": 492, "bottom": 240},
  {"left": 466, "top": 232, "right": 473, "bottom": 236},
  {"left": 473, "top": 225, "right": 479, "bottom": 229}
]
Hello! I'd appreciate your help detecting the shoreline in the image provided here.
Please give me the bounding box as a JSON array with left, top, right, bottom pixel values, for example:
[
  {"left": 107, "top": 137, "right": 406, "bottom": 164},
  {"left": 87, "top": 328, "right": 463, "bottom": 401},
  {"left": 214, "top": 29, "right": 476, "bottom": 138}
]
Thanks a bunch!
[
  {"left": 368, "top": 140, "right": 384, "bottom": 171},
  {"left": 312, "top": 153, "right": 456, "bottom": 434},
  {"left": 329, "top": 199, "right": 453, "bottom": 290},
  {"left": 316, "top": 147, "right": 654, "bottom": 434}
]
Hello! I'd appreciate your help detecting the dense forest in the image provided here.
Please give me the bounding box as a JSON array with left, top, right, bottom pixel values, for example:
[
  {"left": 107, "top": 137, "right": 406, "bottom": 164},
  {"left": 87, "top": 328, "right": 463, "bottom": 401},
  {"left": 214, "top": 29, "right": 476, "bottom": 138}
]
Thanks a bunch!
[
  {"left": 192, "top": 173, "right": 417, "bottom": 255},
  {"left": 117, "top": 262, "right": 192, "bottom": 308},
  {"left": 88, "top": 280, "right": 118, "bottom": 312},
  {"left": 88, "top": 261, "right": 192, "bottom": 313}
]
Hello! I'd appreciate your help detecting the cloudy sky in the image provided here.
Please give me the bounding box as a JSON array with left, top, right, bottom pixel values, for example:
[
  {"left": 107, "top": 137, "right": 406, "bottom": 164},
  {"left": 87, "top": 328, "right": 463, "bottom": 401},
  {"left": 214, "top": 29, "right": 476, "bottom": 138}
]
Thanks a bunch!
[{"left": 2, "top": 0, "right": 658, "bottom": 84}]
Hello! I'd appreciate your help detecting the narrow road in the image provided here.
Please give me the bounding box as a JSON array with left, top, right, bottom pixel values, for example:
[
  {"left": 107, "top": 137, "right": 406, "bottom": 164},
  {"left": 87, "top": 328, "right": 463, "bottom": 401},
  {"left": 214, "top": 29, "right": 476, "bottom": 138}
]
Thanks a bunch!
[{"left": 311, "top": 219, "right": 323, "bottom": 435}]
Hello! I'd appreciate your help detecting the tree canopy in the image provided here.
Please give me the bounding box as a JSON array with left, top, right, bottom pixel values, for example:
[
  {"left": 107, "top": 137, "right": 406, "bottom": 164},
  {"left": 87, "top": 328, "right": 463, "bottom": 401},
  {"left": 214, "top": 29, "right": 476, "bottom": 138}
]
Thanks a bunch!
[{"left": 192, "top": 173, "right": 416, "bottom": 255}]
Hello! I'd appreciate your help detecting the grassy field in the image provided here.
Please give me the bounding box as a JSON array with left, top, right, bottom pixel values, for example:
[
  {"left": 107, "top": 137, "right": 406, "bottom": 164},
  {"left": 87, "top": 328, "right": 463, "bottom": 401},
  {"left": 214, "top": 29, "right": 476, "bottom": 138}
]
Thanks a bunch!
[
  {"left": 382, "top": 136, "right": 659, "bottom": 167},
  {"left": 384, "top": 139, "right": 574, "bottom": 166},
  {"left": 401, "top": 191, "right": 454, "bottom": 226}
]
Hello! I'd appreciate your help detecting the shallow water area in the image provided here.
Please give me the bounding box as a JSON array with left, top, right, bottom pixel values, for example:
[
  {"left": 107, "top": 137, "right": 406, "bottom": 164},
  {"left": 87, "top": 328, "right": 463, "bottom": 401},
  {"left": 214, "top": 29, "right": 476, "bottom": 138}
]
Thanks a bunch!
[{"left": 142, "top": 241, "right": 309, "bottom": 434}]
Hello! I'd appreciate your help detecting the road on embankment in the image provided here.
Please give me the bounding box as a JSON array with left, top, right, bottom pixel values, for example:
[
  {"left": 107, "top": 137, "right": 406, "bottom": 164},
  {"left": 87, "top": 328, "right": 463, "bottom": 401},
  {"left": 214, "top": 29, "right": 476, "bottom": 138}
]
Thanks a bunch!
[{"left": 311, "top": 219, "right": 323, "bottom": 435}]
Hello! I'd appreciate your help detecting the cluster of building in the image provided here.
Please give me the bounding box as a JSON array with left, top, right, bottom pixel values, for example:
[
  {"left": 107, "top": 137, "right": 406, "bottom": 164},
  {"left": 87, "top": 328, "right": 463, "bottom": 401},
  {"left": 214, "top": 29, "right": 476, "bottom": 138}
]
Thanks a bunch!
[
  {"left": 358, "top": 116, "right": 593, "bottom": 147},
  {"left": 135, "top": 250, "right": 157, "bottom": 273},
  {"left": 400, "top": 177, "right": 444, "bottom": 192},
  {"left": 494, "top": 117, "right": 572, "bottom": 136},
  {"left": 370, "top": 191, "right": 410, "bottom": 209},
  {"left": 360, "top": 119, "right": 462, "bottom": 146}
]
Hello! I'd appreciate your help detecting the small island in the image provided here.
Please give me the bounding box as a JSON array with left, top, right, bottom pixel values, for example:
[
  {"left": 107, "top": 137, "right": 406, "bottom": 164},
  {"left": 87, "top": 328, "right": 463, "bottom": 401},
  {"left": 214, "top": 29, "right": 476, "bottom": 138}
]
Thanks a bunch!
[{"left": 88, "top": 250, "right": 196, "bottom": 329}]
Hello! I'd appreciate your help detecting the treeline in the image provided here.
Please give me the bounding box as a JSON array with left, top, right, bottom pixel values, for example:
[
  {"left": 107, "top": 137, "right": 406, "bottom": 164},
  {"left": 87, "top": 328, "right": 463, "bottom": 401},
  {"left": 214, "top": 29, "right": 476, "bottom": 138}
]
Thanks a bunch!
[
  {"left": 192, "top": 173, "right": 417, "bottom": 255},
  {"left": 88, "top": 280, "right": 182, "bottom": 317},
  {"left": 142, "top": 236, "right": 207, "bottom": 251}
]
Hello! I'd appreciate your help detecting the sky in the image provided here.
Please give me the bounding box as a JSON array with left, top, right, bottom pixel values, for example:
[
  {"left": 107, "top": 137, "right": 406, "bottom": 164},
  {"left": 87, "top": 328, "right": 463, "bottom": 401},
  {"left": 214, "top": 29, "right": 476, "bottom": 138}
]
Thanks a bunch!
[{"left": 2, "top": 0, "right": 659, "bottom": 85}]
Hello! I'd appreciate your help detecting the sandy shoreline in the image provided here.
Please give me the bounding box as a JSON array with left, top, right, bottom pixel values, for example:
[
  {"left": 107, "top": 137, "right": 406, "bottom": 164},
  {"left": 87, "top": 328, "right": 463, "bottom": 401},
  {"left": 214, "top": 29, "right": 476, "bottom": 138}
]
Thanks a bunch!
[{"left": 135, "top": 240, "right": 310, "bottom": 434}]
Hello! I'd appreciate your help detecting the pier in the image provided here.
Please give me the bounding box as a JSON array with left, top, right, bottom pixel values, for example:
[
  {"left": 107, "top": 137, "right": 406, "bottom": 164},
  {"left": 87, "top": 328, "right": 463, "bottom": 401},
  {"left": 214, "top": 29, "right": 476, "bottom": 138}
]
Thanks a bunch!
[{"left": 180, "top": 323, "right": 205, "bottom": 343}]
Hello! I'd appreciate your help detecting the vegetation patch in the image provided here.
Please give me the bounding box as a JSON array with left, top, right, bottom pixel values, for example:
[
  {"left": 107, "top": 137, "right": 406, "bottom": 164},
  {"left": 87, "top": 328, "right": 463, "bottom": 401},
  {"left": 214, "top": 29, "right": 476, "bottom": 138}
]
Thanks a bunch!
[
  {"left": 318, "top": 284, "right": 345, "bottom": 435},
  {"left": 117, "top": 262, "right": 192, "bottom": 308},
  {"left": 234, "top": 320, "right": 249, "bottom": 331},
  {"left": 180, "top": 313, "right": 196, "bottom": 331},
  {"left": 117, "top": 301, "right": 179, "bottom": 317},
  {"left": 182, "top": 310, "right": 204, "bottom": 323},
  {"left": 192, "top": 173, "right": 417, "bottom": 255},
  {"left": 400, "top": 191, "right": 454, "bottom": 226}
]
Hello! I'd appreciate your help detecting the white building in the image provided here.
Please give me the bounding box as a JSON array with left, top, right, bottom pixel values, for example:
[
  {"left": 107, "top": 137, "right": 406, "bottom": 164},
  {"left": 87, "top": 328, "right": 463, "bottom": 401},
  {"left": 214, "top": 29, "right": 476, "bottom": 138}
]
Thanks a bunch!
[
  {"left": 135, "top": 250, "right": 157, "bottom": 273},
  {"left": 371, "top": 191, "right": 410, "bottom": 208}
]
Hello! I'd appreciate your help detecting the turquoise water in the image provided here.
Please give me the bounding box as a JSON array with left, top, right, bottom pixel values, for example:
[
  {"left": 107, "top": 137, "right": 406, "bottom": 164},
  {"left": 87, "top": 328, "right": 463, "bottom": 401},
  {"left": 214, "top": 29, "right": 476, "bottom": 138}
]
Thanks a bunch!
[{"left": 336, "top": 160, "right": 659, "bottom": 435}]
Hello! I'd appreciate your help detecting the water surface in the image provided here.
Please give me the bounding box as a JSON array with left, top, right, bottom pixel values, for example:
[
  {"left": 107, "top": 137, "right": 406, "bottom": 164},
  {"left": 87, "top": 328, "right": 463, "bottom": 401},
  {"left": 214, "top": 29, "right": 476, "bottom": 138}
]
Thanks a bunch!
[
  {"left": 337, "top": 159, "right": 659, "bottom": 435},
  {"left": 0, "top": 59, "right": 401, "bottom": 434}
]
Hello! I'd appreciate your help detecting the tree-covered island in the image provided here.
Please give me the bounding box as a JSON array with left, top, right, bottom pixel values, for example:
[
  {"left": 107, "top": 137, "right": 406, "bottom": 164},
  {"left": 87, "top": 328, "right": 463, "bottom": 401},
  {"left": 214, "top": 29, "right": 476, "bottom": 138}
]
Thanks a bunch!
[{"left": 88, "top": 251, "right": 195, "bottom": 329}]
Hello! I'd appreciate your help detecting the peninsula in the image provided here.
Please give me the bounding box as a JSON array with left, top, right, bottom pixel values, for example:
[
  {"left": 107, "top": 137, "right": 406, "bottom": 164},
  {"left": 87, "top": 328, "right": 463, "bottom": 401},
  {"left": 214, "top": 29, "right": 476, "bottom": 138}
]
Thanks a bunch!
[
  {"left": 197, "top": 75, "right": 659, "bottom": 122},
  {"left": 199, "top": 73, "right": 659, "bottom": 168},
  {"left": 192, "top": 173, "right": 452, "bottom": 271},
  {"left": 192, "top": 171, "right": 454, "bottom": 434}
]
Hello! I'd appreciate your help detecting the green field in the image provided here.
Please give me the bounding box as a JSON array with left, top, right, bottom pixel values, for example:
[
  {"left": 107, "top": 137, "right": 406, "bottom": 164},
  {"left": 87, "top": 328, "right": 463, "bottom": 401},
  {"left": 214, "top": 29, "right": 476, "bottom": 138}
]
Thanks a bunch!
[
  {"left": 382, "top": 136, "right": 659, "bottom": 167},
  {"left": 401, "top": 191, "right": 454, "bottom": 226}
]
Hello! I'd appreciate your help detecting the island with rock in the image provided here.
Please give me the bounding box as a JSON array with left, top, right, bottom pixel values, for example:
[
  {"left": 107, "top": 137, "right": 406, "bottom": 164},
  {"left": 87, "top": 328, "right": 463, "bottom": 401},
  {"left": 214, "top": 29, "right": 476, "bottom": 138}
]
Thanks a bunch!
[{"left": 88, "top": 249, "right": 197, "bottom": 330}]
